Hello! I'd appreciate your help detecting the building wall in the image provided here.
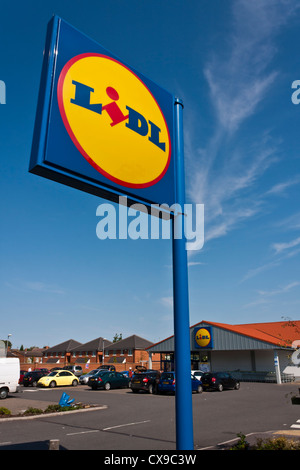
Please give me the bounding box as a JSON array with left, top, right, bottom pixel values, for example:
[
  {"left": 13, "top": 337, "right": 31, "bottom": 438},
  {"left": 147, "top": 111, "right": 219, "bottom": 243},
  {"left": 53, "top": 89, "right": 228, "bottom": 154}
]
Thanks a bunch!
[
  {"left": 254, "top": 350, "right": 275, "bottom": 371},
  {"left": 211, "top": 350, "right": 253, "bottom": 371},
  {"left": 42, "top": 349, "right": 160, "bottom": 372}
]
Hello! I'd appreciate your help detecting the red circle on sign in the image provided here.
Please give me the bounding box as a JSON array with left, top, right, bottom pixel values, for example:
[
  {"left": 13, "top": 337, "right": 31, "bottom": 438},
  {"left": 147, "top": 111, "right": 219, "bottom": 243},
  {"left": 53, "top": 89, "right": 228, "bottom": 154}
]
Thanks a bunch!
[{"left": 57, "top": 53, "right": 171, "bottom": 189}]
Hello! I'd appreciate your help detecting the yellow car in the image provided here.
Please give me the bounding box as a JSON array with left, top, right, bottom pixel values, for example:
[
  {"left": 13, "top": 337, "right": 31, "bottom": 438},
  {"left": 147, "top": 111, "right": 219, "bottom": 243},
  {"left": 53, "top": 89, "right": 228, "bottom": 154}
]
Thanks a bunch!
[{"left": 38, "top": 370, "right": 79, "bottom": 388}]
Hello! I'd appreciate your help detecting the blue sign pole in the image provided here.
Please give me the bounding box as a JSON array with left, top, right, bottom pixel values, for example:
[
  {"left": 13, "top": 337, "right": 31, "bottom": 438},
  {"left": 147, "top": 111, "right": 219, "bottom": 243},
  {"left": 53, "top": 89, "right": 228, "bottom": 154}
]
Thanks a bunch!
[{"left": 172, "top": 98, "right": 194, "bottom": 450}]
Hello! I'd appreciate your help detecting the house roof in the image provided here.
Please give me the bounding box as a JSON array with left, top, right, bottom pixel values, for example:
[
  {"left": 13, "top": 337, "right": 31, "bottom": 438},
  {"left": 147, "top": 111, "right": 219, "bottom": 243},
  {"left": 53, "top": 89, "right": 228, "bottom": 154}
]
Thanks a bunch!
[
  {"left": 71, "top": 337, "right": 113, "bottom": 352},
  {"left": 107, "top": 335, "right": 153, "bottom": 351},
  {"left": 43, "top": 339, "right": 82, "bottom": 354}
]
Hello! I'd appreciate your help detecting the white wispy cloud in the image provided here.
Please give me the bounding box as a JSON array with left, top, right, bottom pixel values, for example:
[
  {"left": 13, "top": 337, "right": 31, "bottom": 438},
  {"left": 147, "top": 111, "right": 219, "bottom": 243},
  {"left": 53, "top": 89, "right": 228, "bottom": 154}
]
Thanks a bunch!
[
  {"left": 5, "top": 280, "right": 65, "bottom": 295},
  {"left": 264, "top": 177, "right": 300, "bottom": 197},
  {"left": 258, "top": 281, "right": 300, "bottom": 297},
  {"left": 243, "top": 281, "right": 300, "bottom": 308},
  {"left": 241, "top": 239, "right": 300, "bottom": 282},
  {"left": 186, "top": 0, "right": 299, "bottom": 252},
  {"left": 160, "top": 296, "right": 173, "bottom": 308},
  {"left": 271, "top": 236, "right": 300, "bottom": 255},
  {"left": 273, "top": 211, "right": 300, "bottom": 231}
]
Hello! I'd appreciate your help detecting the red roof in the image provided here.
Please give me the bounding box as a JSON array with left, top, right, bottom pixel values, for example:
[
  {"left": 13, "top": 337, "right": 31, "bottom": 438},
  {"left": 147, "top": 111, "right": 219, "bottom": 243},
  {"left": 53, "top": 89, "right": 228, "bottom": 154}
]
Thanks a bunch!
[
  {"left": 147, "top": 319, "right": 300, "bottom": 349},
  {"left": 193, "top": 320, "right": 300, "bottom": 348}
]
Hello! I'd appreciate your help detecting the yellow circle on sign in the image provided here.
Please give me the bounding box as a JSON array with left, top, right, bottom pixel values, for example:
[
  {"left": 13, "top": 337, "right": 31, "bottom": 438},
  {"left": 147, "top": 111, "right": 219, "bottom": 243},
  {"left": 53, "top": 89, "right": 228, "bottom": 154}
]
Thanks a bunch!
[
  {"left": 195, "top": 328, "right": 211, "bottom": 348},
  {"left": 57, "top": 53, "right": 171, "bottom": 188}
]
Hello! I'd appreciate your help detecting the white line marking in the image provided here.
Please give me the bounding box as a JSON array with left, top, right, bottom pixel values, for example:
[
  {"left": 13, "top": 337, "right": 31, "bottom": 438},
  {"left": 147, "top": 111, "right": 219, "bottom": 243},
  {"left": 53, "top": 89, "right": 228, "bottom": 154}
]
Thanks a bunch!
[
  {"left": 66, "top": 430, "right": 99, "bottom": 436},
  {"left": 291, "top": 424, "right": 300, "bottom": 429},
  {"left": 103, "top": 420, "right": 150, "bottom": 431}
]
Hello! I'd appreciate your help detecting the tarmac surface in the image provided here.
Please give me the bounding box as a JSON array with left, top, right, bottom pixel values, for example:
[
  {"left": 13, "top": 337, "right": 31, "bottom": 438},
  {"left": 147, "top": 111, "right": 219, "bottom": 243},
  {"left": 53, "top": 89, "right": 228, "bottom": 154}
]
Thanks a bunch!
[{"left": 1, "top": 389, "right": 300, "bottom": 450}]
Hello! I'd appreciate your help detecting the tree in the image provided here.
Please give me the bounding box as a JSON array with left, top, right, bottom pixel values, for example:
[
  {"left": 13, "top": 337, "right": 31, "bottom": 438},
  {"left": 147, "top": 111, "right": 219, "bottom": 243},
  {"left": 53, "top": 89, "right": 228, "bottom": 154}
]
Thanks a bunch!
[
  {"left": 113, "top": 333, "right": 122, "bottom": 343},
  {"left": 1, "top": 340, "right": 12, "bottom": 349}
]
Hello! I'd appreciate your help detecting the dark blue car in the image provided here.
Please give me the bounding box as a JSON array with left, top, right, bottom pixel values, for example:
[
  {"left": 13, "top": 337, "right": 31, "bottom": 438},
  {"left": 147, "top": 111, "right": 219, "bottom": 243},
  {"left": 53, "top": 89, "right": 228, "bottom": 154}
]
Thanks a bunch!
[{"left": 158, "top": 371, "right": 203, "bottom": 394}]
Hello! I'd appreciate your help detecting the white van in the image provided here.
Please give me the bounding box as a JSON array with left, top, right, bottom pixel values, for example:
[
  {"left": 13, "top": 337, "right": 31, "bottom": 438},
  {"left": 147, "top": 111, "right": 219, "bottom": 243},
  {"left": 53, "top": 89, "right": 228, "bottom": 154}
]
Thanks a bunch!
[{"left": 0, "top": 358, "right": 21, "bottom": 399}]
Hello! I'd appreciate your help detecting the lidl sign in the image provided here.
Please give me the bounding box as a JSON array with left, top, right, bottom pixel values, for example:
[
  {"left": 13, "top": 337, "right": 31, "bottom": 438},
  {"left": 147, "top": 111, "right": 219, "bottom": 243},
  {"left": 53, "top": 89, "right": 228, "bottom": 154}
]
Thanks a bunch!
[
  {"left": 194, "top": 327, "right": 213, "bottom": 349},
  {"left": 30, "top": 17, "right": 175, "bottom": 207}
]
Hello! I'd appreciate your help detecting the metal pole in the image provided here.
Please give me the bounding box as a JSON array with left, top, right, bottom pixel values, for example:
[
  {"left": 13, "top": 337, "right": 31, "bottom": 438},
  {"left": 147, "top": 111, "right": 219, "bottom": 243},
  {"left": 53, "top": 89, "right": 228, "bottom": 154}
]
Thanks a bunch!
[
  {"left": 102, "top": 339, "right": 105, "bottom": 366},
  {"left": 274, "top": 350, "right": 282, "bottom": 384},
  {"left": 172, "top": 98, "right": 194, "bottom": 450}
]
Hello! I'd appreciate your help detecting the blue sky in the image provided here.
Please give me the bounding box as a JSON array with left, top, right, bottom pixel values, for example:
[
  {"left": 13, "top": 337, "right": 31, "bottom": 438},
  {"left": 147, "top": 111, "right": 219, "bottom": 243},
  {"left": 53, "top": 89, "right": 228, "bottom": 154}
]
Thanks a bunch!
[{"left": 1, "top": 1, "right": 299, "bottom": 349}]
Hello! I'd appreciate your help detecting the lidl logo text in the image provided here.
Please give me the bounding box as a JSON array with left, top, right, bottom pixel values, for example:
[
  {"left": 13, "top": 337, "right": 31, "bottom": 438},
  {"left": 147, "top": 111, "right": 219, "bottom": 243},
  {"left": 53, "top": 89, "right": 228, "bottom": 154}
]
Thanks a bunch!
[
  {"left": 195, "top": 328, "right": 212, "bottom": 348},
  {"left": 57, "top": 53, "right": 171, "bottom": 188},
  {"left": 71, "top": 82, "right": 166, "bottom": 152}
]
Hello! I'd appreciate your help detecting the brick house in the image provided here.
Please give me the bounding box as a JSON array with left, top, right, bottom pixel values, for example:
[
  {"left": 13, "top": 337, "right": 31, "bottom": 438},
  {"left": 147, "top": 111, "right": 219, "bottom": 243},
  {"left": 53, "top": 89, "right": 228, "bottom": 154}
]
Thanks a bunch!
[
  {"left": 7, "top": 334, "right": 160, "bottom": 373},
  {"left": 104, "top": 335, "right": 161, "bottom": 371},
  {"left": 8, "top": 347, "right": 47, "bottom": 372},
  {"left": 68, "top": 337, "right": 113, "bottom": 369},
  {"left": 42, "top": 334, "right": 160, "bottom": 372},
  {"left": 43, "top": 339, "right": 82, "bottom": 368}
]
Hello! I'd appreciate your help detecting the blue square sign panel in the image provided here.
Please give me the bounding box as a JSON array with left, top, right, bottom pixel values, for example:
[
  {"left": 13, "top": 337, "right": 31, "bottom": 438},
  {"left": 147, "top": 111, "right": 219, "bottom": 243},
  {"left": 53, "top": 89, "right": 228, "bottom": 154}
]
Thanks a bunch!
[
  {"left": 194, "top": 327, "right": 213, "bottom": 349},
  {"left": 29, "top": 16, "right": 176, "bottom": 208}
]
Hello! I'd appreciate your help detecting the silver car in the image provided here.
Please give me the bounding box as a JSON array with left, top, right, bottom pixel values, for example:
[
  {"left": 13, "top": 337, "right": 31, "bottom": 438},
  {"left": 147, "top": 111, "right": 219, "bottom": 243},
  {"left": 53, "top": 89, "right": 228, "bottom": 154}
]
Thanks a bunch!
[{"left": 79, "top": 369, "right": 99, "bottom": 384}]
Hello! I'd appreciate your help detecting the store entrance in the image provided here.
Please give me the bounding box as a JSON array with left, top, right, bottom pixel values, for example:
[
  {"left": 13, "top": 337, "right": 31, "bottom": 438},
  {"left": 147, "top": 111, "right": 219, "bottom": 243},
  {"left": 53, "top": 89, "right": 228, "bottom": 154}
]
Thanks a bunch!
[{"left": 191, "top": 351, "right": 210, "bottom": 372}]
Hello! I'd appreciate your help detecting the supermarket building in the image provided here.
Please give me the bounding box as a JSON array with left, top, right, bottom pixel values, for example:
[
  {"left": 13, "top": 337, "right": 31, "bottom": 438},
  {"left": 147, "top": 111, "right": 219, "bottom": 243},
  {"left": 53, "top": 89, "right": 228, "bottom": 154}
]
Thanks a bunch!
[{"left": 147, "top": 320, "right": 300, "bottom": 383}]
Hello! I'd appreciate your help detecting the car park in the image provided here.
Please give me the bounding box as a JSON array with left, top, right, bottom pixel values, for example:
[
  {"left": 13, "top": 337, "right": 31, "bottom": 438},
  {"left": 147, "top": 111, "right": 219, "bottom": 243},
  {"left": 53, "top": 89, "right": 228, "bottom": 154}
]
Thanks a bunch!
[
  {"left": 96, "top": 365, "right": 116, "bottom": 371},
  {"left": 191, "top": 370, "right": 205, "bottom": 380},
  {"left": 23, "top": 370, "right": 49, "bottom": 387},
  {"left": 62, "top": 365, "right": 83, "bottom": 377},
  {"left": 119, "top": 370, "right": 130, "bottom": 378},
  {"left": 79, "top": 369, "right": 99, "bottom": 384},
  {"left": 201, "top": 372, "right": 240, "bottom": 391},
  {"left": 158, "top": 371, "right": 203, "bottom": 394},
  {"left": 131, "top": 370, "right": 161, "bottom": 394},
  {"left": 19, "top": 370, "right": 27, "bottom": 384},
  {"left": 88, "top": 370, "right": 129, "bottom": 390},
  {"left": 37, "top": 370, "right": 79, "bottom": 387}
]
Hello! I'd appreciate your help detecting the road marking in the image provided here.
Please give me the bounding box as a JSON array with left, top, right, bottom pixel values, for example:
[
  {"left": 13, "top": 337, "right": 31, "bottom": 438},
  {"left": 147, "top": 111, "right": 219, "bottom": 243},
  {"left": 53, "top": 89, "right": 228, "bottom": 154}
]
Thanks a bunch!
[
  {"left": 103, "top": 420, "right": 150, "bottom": 431},
  {"left": 0, "top": 442, "right": 12, "bottom": 446},
  {"left": 66, "top": 430, "right": 99, "bottom": 436},
  {"left": 66, "top": 420, "right": 151, "bottom": 436}
]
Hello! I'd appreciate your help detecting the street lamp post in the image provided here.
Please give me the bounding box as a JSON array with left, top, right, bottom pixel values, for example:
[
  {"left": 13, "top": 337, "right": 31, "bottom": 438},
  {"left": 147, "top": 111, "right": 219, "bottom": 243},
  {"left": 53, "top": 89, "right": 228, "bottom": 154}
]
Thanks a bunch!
[
  {"left": 102, "top": 338, "right": 107, "bottom": 366},
  {"left": 6, "top": 334, "right": 12, "bottom": 357}
]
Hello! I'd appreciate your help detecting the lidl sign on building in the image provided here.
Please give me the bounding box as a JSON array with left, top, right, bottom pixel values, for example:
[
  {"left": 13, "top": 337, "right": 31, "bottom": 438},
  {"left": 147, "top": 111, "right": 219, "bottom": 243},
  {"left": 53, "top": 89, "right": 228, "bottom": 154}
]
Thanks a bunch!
[
  {"left": 194, "top": 327, "right": 213, "bottom": 349},
  {"left": 30, "top": 16, "right": 175, "bottom": 207}
]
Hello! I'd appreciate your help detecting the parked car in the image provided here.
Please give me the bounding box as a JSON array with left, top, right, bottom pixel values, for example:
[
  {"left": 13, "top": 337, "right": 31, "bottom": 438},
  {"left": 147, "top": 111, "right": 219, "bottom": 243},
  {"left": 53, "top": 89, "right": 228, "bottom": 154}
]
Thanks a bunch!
[
  {"left": 191, "top": 370, "right": 205, "bottom": 380},
  {"left": 201, "top": 372, "right": 240, "bottom": 391},
  {"left": 88, "top": 370, "right": 129, "bottom": 390},
  {"left": 23, "top": 370, "right": 49, "bottom": 387},
  {"left": 0, "top": 358, "right": 21, "bottom": 399},
  {"left": 79, "top": 369, "right": 99, "bottom": 384},
  {"left": 119, "top": 370, "right": 130, "bottom": 378},
  {"left": 131, "top": 371, "right": 161, "bottom": 394},
  {"left": 19, "top": 370, "right": 27, "bottom": 384},
  {"left": 38, "top": 370, "right": 79, "bottom": 388},
  {"left": 158, "top": 371, "right": 203, "bottom": 394},
  {"left": 96, "top": 365, "right": 116, "bottom": 371},
  {"left": 62, "top": 365, "right": 83, "bottom": 377}
]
